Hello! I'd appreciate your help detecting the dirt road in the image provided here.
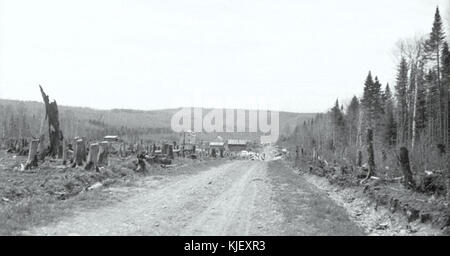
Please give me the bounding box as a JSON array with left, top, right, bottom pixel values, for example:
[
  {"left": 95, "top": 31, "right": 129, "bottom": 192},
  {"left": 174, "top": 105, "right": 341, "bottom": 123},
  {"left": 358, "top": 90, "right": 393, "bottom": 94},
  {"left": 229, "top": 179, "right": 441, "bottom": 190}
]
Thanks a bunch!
[{"left": 24, "top": 160, "right": 364, "bottom": 236}]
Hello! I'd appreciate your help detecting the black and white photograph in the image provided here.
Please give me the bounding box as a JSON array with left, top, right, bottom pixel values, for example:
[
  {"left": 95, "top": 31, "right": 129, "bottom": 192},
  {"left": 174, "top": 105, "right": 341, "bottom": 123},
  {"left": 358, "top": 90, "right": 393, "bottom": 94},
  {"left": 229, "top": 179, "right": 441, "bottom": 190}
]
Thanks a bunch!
[{"left": 0, "top": 0, "right": 449, "bottom": 242}]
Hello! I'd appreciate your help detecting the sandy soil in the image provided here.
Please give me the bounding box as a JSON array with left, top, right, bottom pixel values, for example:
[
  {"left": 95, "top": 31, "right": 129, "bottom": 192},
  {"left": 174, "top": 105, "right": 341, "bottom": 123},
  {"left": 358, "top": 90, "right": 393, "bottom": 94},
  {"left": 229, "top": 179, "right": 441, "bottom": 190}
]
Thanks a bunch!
[{"left": 23, "top": 160, "right": 365, "bottom": 236}]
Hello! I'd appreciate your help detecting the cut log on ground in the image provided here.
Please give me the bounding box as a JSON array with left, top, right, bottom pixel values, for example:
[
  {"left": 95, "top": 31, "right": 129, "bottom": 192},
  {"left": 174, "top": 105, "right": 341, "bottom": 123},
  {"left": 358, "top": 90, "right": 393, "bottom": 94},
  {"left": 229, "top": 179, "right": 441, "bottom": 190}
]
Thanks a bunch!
[
  {"left": 24, "top": 139, "right": 39, "bottom": 170},
  {"left": 98, "top": 141, "right": 109, "bottom": 166},
  {"left": 39, "top": 85, "right": 63, "bottom": 158},
  {"left": 398, "top": 147, "right": 416, "bottom": 189},
  {"left": 85, "top": 143, "right": 100, "bottom": 171}
]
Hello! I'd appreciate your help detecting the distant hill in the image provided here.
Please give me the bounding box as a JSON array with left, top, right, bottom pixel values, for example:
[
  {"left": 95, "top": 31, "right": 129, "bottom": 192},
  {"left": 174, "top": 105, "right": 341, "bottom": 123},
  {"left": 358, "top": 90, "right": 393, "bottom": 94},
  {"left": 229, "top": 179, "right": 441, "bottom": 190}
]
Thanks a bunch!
[{"left": 0, "top": 98, "right": 315, "bottom": 143}]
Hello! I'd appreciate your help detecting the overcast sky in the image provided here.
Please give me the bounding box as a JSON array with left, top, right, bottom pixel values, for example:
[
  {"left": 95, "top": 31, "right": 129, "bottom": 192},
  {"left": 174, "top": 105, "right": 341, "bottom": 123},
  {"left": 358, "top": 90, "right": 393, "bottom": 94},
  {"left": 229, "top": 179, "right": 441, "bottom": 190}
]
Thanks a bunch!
[{"left": 0, "top": 0, "right": 448, "bottom": 113}]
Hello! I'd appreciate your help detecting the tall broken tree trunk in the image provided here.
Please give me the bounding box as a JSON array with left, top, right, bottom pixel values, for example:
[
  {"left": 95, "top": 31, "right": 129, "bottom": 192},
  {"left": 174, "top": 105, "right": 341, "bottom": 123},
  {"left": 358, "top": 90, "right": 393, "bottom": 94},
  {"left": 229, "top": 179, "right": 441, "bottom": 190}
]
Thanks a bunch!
[
  {"left": 72, "top": 139, "right": 86, "bottom": 167},
  {"left": 447, "top": 81, "right": 450, "bottom": 201},
  {"left": 24, "top": 139, "right": 39, "bottom": 170},
  {"left": 85, "top": 143, "right": 100, "bottom": 171},
  {"left": 398, "top": 147, "right": 416, "bottom": 189},
  {"left": 98, "top": 141, "right": 109, "bottom": 166},
  {"left": 366, "top": 129, "right": 376, "bottom": 178},
  {"left": 38, "top": 115, "right": 47, "bottom": 160},
  {"left": 39, "top": 85, "right": 63, "bottom": 158}
]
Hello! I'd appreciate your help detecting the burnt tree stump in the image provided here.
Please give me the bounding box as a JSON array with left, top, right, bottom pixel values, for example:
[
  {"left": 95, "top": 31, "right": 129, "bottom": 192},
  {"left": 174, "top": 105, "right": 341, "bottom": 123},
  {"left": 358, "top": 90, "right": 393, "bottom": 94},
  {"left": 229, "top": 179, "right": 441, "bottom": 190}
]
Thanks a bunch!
[
  {"left": 24, "top": 139, "right": 39, "bottom": 170},
  {"left": 62, "top": 139, "right": 67, "bottom": 165},
  {"left": 85, "top": 143, "right": 100, "bottom": 171},
  {"left": 39, "top": 85, "right": 63, "bottom": 158},
  {"left": 399, "top": 147, "right": 416, "bottom": 189}
]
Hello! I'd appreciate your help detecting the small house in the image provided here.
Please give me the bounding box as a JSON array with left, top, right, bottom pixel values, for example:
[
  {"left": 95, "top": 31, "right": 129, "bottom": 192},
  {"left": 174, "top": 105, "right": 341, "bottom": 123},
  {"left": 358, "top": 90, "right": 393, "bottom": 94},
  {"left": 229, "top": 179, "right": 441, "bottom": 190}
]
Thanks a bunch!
[
  {"left": 227, "top": 139, "right": 247, "bottom": 152},
  {"left": 209, "top": 142, "right": 225, "bottom": 156}
]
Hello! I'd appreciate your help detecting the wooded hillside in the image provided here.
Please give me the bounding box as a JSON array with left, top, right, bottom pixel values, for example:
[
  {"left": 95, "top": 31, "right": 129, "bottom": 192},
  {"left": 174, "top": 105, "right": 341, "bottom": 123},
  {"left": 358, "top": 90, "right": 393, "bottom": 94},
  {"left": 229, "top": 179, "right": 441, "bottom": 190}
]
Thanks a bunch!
[{"left": 0, "top": 98, "right": 314, "bottom": 144}]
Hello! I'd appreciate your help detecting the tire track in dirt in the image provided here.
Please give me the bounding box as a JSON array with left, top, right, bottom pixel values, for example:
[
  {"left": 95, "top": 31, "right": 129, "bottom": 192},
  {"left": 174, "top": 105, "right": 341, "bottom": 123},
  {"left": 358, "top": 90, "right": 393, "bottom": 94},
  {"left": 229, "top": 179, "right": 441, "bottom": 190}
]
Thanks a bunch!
[
  {"left": 179, "top": 161, "right": 282, "bottom": 235},
  {"left": 23, "top": 161, "right": 279, "bottom": 235}
]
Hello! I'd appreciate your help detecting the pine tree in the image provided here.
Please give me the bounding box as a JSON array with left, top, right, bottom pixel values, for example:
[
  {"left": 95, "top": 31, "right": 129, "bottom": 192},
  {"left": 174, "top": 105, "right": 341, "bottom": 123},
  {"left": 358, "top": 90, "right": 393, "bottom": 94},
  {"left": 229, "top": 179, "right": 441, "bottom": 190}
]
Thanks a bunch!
[
  {"left": 330, "top": 99, "right": 345, "bottom": 149},
  {"left": 395, "top": 57, "right": 409, "bottom": 145},
  {"left": 440, "top": 41, "right": 450, "bottom": 148},
  {"left": 382, "top": 84, "right": 397, "bottom": 146},
  {"left": 373, "top": 76, "right": 383, "bottom": 120},
  {"left": 346, "top": 96, "right": 360, "bottom": 146},
  {"left": 362, "top": 72, "right": 375, "bottom": 128},
  {"left": 425, "top": 7, "right": 446, "bottom": 143},
  {"left": 415, "top": 65, "right": 427, "bottom": 135}
]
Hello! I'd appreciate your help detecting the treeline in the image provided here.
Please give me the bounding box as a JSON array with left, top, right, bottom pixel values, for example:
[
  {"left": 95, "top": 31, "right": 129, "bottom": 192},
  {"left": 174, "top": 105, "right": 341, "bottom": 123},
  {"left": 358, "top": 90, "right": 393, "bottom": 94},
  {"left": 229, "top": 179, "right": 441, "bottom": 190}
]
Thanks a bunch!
[
  {"left": 0, "top": 100, "right": 176, "bottom": 146},
  {"left": 291, "top": 8, "right": 449, "bottom": 181}
]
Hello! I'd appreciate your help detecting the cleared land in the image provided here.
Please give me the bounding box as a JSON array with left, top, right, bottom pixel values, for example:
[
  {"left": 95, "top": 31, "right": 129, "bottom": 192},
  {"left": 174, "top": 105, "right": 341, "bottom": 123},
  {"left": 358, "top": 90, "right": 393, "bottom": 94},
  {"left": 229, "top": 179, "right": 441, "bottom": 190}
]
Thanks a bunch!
[{"left": 21, "top": 160, "right": 364, "bottom": 236}]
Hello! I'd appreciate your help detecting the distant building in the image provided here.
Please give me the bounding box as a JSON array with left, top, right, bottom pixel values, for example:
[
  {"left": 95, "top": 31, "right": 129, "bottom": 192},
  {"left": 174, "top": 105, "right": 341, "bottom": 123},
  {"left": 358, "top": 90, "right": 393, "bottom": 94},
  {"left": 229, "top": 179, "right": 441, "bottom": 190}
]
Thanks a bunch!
[
  {"left": 227, "top": 139, "right": 247, "bottom": 152},
  {"left": 103, "top": 135, "right": 120, "bottom": 142},
  {"left": 209, "top": 142, "right": 225, "bottom": 154}
]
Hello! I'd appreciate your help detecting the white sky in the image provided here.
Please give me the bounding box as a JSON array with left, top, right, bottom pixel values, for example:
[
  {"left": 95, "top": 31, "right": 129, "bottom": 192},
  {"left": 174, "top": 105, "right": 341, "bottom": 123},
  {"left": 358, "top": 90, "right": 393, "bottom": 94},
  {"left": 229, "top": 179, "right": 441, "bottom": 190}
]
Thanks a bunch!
[{"left": 0, "top": 0, "right": 448, "bottom": 113}]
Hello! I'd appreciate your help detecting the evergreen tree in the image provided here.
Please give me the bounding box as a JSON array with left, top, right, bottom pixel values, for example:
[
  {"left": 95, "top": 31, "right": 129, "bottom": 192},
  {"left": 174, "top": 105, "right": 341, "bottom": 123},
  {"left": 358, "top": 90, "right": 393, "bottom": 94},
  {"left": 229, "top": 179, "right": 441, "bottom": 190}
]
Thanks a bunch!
[
  {"left": 361, "top": 71, "right": 375, "bottom": 128},
  {"left": 373, "top": 76, "right": 383, "bottom": 119},
  {"left": 425, "top": 7, "right": 446, "bottom": 142},
  {"left": 382, "top": 84, "right": 397, "bottom": 146},
  {"left": 395, "top": 57, "right": 409, "bottom": 145},
  {"left": 330, "top": 99, "right": 346, "bottom": 149},
  {"left": 440, "top": 41, "right": 450, "bottom": 147},
  {"left": 415, "top": 64, "right": 427, "bottom": 135},
  {"left": 346, "top": 96, "right": 360, "bottom": 146}
]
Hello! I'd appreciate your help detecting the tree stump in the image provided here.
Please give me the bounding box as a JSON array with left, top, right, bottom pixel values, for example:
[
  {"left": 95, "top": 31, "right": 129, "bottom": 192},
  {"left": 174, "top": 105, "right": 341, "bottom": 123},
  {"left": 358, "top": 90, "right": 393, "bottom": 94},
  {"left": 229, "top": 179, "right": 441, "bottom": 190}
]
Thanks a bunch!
[
  {"left": 357, "top": 150, "right": 362, "bottom": 167},
  {"left": 98, "top": 141, "right": 109, "bottom": 166},
  {"left": 118, "top": 143, "right": 124, "bottom": 157},
  {"left": 168, "top": 145, "right": 174, "bottom": 159},
  {"left": 72, "top": 139, "right": 86, "bottom": 167},
  {"left": 24, "top": 139, "right": 39, "bottom": 170},
  {"left": 62, "top": 139, "right": 67, "bottom": 165},
  {"left": 136, "top": 153, "right": 147, "bottom": 172},
  {"left": 398, "top": 147, "right": 416, "bottom": 189},
  {"left": 163, "top": 144, "right": 169, "bottom": 155},
  {"left": 312, "top": 148, "right": 317, "bottom": 163},
  {"left": 85, "top": 143, "right": 100, "bottom": 171},
  {"left": 366, "top": 129, "right": 376, "bottom": 178}
]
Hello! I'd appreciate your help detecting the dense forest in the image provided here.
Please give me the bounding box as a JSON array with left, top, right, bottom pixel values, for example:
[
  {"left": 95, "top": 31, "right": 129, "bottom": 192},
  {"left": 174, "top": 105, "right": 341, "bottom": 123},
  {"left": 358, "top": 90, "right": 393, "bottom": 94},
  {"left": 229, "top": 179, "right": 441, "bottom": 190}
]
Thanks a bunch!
[{"left": 287, "top": 7, "right": 450, "bottom": 195}]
